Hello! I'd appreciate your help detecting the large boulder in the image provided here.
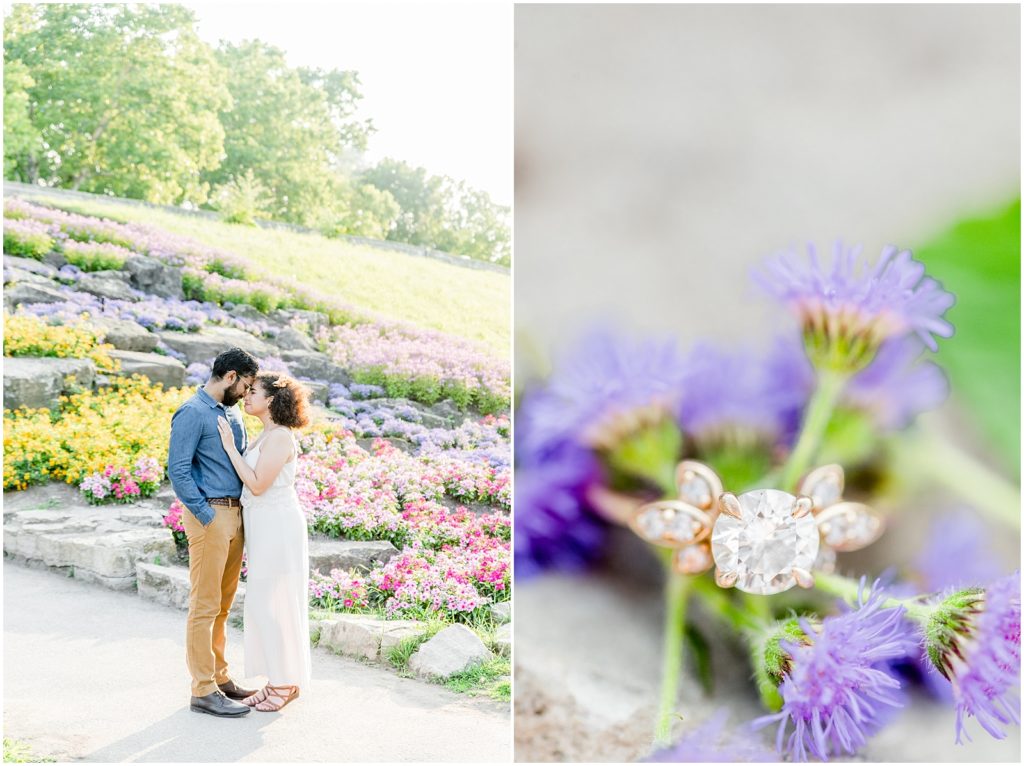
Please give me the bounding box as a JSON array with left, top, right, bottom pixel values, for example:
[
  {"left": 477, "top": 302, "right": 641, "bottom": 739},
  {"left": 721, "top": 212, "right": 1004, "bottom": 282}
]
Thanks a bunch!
[
  {"left": 124, "top": 254, "right": 183, "bottom": 299},
  {"left": 280, "top": 350, "right": 351, "bottom": 385},
  {"left": 494, "top": 623, "right": 511, "bottom": 657},
  {"left": 3, "top": 255, "right": 59, "bottom": 279},
  {"left": 298, "top": 378, "right": 328, "bottom": 404},
  {"left": 156, "top": 326, "right": 274, "bottom": 365},
  {"left": 318, "top": 614, "right": 426, "bottom": 661},
  {"left": 271, "top": 308, "right": 329, "bottom": 336},
  {"left": 76, "top": 271, "right": 139, "bottom": 301},
  {"left": 91, "top": 317, "right": 158, "bottom": 352},
  {"left": 4, "top": 265, "right": 54, "bottom": 286},
  {"left": 107, "top": 350, "right": 186, "bottom": 388},
  {"left": 3, "top": 281, "right": 66, "bottom": 308},
  {"left": 276, "top": 326, "right": 315, "bottom": 351},
  {"left": 223, "top": 303, "right": 267, "bottom": 322},
  {"left": 136, "top": 562, "right": 245, "bottom": 617},
  {"left": 408, "top": 624, "right": 492, "bottom": 680},
  {"left": 3, "top": 357, "right": 96, "bottom": 410},
  {"left": 307, "top": 538, "right": 398, "bottom": 574}
]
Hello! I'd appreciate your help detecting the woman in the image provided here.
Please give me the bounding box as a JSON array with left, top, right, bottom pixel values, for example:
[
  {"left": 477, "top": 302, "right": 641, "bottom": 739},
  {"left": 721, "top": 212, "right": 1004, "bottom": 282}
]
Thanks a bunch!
[{"left": 217, "top": 372, "right": 312, "bottom": 712}]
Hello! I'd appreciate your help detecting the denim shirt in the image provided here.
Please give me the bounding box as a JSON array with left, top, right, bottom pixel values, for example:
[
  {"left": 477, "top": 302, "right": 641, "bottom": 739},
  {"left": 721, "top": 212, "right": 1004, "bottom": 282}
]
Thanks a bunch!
[{"left": 167, "top": 387, "right": 248, "bottom": 526}]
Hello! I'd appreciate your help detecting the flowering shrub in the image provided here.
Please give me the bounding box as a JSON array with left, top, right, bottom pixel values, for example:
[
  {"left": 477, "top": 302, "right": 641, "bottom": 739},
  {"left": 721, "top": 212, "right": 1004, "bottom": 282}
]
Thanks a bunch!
[
  {"left": 3, "top": 377, "right": 188, "bottom": 490},
  {"left": 309, "top": 568, "right": 371, "bottom": 611},
  {"left": 80, "top": 456, "right": 162, "bottom": 505},
  {"left": 3, "top": 216, "right": 55, "bottom": 258},
  {"left": 3, "top": 312, "right": 119, "bottom": 372},
  {"left": 162, "top": 499, "right": 187, "bottom": 547},
  {"left": 320, "top": 322, "right": 510, "bottom": 413},
  {"left": 61, "top": 240, "right": 132, "bottom": 271}
]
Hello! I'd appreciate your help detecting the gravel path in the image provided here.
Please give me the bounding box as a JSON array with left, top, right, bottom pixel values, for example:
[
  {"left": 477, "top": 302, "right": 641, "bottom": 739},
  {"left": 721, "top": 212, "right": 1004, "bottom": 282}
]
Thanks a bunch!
[{"left": 3, "top": 563, "right": 510, "bottom": 762}]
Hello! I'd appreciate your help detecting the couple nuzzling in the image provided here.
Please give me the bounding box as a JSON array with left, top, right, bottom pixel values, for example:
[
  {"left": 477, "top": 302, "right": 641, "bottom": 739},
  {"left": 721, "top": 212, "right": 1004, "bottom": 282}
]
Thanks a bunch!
[{"left": 168, "top": 347, "right": 312, "bottom": 717}]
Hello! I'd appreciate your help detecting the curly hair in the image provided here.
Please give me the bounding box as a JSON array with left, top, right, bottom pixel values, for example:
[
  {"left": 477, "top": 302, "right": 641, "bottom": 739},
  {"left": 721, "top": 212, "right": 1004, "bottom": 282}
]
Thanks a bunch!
[{"left": 257, "top": 372, "right": 310, "bottom": 428}]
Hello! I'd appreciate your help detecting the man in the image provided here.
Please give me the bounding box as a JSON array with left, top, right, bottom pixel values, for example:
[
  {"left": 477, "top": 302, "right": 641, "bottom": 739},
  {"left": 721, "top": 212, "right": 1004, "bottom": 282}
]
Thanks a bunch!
[{"left": 168, "top": 347, "right": 259, "bottom": 717}]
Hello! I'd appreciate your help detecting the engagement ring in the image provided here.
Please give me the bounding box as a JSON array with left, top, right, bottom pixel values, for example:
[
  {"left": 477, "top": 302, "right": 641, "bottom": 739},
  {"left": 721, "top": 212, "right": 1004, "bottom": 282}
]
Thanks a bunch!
[{"left": 593, "top": 461, "right": 884, "bottom": 595}]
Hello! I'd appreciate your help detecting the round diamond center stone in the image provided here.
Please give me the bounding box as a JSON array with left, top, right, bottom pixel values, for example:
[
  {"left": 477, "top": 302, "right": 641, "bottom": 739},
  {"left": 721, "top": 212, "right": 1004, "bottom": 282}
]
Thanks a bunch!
[{"left": 711, "top": 489, "right": 819, "bottom": 595}]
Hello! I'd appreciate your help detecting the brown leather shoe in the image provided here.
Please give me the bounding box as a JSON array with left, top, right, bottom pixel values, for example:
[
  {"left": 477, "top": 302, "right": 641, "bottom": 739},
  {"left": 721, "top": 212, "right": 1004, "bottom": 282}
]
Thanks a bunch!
[{"left": 218, "top": 679, "right": 258, "bottom": 700}]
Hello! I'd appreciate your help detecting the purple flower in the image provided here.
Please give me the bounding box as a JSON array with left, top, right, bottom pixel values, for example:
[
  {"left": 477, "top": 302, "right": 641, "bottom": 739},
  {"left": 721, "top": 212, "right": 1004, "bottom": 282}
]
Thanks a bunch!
[
  {"left": 520, "top": 326, "right": 690, "bottom": 453},
  {"left": 929, "top": 574, "right": 1021, "bottom": 744},
  {"left": 753, "top": 243, "right": 955, "bottom": 369},
  {"left": 844, "top": 337, "right": 949, "bottom": 430},
  {"left": 755, "top": 585, "right": 914, "bottom": 761},
  {"left": 514, "top": 436, "right": 605, "bottom": 579},
  {"left": 678, "top": 338, "right": 808, "bottom": 447},
  {"left": 647, "top": 708, "right": 776, "bottom": 762}
]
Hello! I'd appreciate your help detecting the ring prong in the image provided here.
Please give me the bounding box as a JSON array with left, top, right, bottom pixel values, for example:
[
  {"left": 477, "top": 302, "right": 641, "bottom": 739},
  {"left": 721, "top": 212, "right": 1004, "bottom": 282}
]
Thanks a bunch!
[
  {"left": 792, "top": 496, "right": 814, "bottom": 519},
  {"left": 792, "top": 567, "right": 814, "bottom": 589},
  {"left": 715, "top": 568, "right": 738, "bottom": 588},
  {"left": 718, "top": 492, "right": 742, "bottom": 520}
]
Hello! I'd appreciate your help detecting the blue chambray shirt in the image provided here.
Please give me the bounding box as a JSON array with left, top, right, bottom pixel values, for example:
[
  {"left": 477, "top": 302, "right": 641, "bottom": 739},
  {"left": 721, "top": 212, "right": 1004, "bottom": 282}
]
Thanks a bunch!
[{"left": 167, "top": 387, "right": 248, "bottom": 526}]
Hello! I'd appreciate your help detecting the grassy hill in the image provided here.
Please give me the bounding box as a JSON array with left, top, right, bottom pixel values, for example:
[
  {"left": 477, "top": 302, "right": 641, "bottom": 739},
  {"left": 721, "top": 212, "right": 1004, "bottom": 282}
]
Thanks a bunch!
[{"left": 9, "top": 191, "right": 509, "bottom": 354}]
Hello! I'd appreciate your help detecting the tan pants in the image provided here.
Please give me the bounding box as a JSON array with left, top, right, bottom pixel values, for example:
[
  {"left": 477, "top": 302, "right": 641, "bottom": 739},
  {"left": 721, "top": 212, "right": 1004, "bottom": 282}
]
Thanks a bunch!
[{"left": 182, "top": 505, "right": 244, "bottom": 697}]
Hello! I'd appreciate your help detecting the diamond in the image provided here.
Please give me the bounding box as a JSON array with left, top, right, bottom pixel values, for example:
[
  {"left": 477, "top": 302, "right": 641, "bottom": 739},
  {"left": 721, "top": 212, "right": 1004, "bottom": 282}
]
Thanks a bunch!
[
  {"left": 710, "top": 489, "right": 820, "bottom": 595},
  {"left": 817, "top": 502, "right": 882, "bottom": 552},
  {"left": 809, "top": 477, "right": 842, "bottom": 508},
  {"left": 678, "top": 473, "right": 712, "bottom": 508},
  {"left": 633, "top": 503, "right": 700, "bottom": 545},
  {"left": 673, "top": 543, "right": 712, "bottom": 574}
]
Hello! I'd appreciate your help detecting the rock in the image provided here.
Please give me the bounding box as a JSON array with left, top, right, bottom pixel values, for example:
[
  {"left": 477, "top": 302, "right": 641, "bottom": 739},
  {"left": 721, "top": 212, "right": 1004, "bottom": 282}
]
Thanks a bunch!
[
  {"left": 156, "top": 326, "right": 275, "bottom": 365},
  {"left": 308, "top": 538, "right": 398, "bottom": 574},
  {"left": 408, "top": 624, "right": 492, "bottom": 680},
  {"left": 494, "top": 623, "right": 511, "bottom": 656},
  {"left": 2, "top": 281, "right": 66, "bottom": 308},
  {"left": 107, "top": 350, "right": 186, "bottom": 388},
  {"left": 429, "top": 399, "right": 463, "bottom": 423},
  {"left": 276, "top": 326, "right": 315, "bottom": 351},
  {"left": 298, "top": 378, "right": 328, "bottom": 404},
  {"left": 3, "top": 526, "right": 174, "bottom": 590},
  {"left": 76, "top": 271, "right": 139, "bottom": 301},
  {"left": 373, "top": 398, "right": 453, "bottom": 428},
  {"left": 90, "top": 317, "right": 158, "bottom": 352},
  {"left": 136, "top": 562, "right": 245, "bottom": 616},
  {"left": 118, "top": 507, "right": 164, "bottom": 527},
  {"left": 271, "top": 308, "right": 329, "bottom": 335},
  {"left": 319, "top": 614, "right": 426, "bottom": 662},
  {"left": 3, "top": 255, "right": 59, "bottom": 279},
  {"left": 41, "top": 252, "right": 67, "bottom": 269},
  {"left": 279, "top": 350, "right": 350, "bottom": 385},
  {"left": 490, "top": 601, "right": 511, "bottom": 624},
  {"left": 124, "top": 254, "right": 183, "bottom": 299},
  {"left": 4, "top": 266, "right": 53, "bottom": 286},
  {"left": 3, "top": 357, "right": 96, "bottom": 410},
  {"left": 224, "top": 303, "right": 266, "bottom": 321}
]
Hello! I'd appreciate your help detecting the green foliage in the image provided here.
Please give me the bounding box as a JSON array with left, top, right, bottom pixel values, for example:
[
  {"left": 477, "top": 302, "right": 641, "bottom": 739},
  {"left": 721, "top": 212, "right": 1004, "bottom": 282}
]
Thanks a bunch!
[
  {"left": 205, "top": 40, "right": 366, "bottom": 227},
  {"left": 385, "top": 621, "right": 445, "bottom": 670},
  {"left": 4, "top": 4, "right": 230, "bottom": 204},
  {"left": 443, "top": 657, "right": 511, "bottom": 699},
  {"left": 751, "top": 617, "right": 807, "bottom": 713},
  {"left": 319, "top": 182, "right": 401, "bottom": 240},
  {"left": 210, "top": 169, "right": 271, "bottom": 226},
  {"left": 3, "top": 738, "right": 56, "bottom": 763},
  {"left": 913, "top": 200, "right": 1021, "bottom": 476},
  {"left": 62, "top": 242, "right": 126, "bottom": 271},
  {"left": 361, "top": 158, "right": 510, "bottom": 265},
  {"left": 2, "top": 60, "right": 41, "bottom": 177},
  {"left": 2, "top": 225, "right": 52, "bottom": 259}
]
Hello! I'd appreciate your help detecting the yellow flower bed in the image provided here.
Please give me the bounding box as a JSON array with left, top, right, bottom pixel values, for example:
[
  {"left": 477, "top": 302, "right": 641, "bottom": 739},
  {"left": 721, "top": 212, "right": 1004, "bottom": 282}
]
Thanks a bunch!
[
  {"left": 3, "top": 377, "right": 191, "bottom": 490},
  {"left": 3, "top": 312, "right": 120, "bottom": 372}
]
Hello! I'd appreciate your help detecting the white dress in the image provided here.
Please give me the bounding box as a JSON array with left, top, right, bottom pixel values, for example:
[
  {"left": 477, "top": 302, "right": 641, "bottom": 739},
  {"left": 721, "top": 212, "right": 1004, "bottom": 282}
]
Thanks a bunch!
[{"left": 241, "top": 429, "right": 312, "bottom": 688}]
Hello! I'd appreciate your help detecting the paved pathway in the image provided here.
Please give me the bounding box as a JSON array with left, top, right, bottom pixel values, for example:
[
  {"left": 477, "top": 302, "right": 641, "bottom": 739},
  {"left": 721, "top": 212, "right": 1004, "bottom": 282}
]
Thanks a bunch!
[{"left": 3, "top": 563, "right": 510, "bottom": 762}]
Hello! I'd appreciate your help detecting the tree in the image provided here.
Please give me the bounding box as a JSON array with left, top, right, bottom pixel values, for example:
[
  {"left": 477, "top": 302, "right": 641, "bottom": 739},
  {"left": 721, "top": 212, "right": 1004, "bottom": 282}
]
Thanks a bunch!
[
  {"left": 205, "top": 41, "right": 369, "bottom": 226},
  {"left": 3, "top": 4, "right": 230, "bottom": 204},
  {"left": 2, "top": 59, "right": 41, "bottom": 179},
  {"left": 360, "top": 157, "right": 447, "bottom": 245}
]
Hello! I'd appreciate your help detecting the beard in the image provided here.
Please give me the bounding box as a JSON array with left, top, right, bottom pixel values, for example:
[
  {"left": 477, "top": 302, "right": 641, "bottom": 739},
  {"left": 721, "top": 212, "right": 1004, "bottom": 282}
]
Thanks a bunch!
[{"left": 222, "top": 388, "right": 242, "bottom": 407}]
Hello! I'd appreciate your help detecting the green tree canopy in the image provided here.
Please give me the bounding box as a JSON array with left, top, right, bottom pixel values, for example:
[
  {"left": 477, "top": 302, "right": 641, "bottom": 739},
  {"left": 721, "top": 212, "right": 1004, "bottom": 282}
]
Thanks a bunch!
[{"left": 3, "top": 3, "right": 230, "bottom": 204}]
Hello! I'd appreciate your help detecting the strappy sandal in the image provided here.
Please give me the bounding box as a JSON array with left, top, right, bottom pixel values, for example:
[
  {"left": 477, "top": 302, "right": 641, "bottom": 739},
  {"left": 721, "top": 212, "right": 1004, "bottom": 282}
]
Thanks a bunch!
[{"left": 242, "top": 684, "right": 300, "bottom": 712}]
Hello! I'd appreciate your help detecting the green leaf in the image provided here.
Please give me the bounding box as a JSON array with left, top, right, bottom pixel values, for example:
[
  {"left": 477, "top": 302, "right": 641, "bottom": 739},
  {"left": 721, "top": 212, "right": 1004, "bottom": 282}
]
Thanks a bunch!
[{"left": 913, "top": 200, "right": 1020, "bottom": 477}]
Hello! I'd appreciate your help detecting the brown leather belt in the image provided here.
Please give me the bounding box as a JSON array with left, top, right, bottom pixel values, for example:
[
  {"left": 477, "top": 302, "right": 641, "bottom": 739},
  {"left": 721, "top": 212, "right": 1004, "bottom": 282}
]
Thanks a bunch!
[{"left": 208, "top": 497, "right": 242, "bottom": 509}]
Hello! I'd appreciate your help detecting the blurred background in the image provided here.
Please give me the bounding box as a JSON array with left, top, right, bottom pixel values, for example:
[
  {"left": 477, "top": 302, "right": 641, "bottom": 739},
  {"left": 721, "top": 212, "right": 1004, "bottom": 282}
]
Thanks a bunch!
[{"left": 514, "top": 4, "right": 1020, "bottom": 762}]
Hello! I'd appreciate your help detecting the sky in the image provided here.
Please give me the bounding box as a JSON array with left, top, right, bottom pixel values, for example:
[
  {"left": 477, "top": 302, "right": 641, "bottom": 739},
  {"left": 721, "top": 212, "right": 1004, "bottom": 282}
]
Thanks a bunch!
[{"left": 185, "top": 2, "right": 512, "bottom": 206}]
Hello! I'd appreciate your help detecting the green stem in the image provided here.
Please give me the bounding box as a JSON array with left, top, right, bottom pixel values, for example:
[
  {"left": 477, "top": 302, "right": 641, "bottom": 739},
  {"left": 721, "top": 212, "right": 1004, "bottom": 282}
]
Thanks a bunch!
[
  {"left": 654, "top": 561, "right": 692, "bottom": 746},
  {"left": 889, "top": 430, "right": 1021, "bottom": 530},
  {"left": 779, "top": 368, "right": 849, "bottom": 491},
  {"left": 813, "top": 571, "right": 933, "bottom": 622}
]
